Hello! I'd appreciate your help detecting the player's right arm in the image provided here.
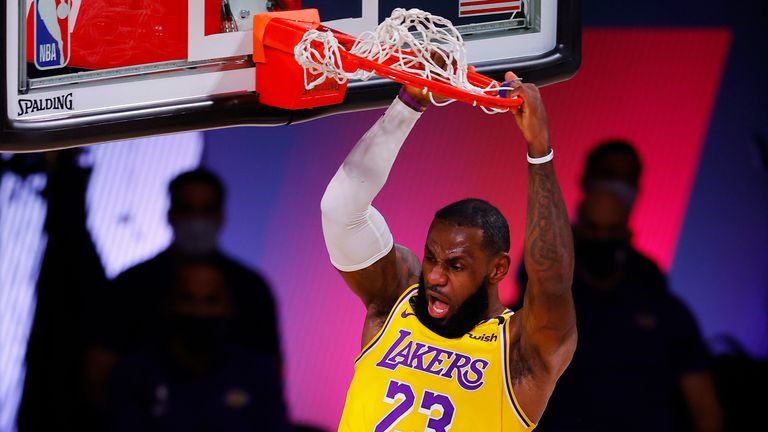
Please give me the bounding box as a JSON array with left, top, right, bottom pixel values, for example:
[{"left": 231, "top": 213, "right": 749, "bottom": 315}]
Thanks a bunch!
[{"left": 320, "top": 92, "right": 425, "bottom": 346}]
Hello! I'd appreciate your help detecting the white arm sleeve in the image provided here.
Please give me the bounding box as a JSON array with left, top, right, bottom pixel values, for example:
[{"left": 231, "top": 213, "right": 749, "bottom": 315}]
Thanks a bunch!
[{"left": 320, "top": 98, "right": 422, "bottom": 271}]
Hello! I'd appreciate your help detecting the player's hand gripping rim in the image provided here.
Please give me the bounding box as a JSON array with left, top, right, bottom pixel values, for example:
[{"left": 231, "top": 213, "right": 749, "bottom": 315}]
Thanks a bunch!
[{"left": 500, "top": 71, "right": 551, "bottom": 157}]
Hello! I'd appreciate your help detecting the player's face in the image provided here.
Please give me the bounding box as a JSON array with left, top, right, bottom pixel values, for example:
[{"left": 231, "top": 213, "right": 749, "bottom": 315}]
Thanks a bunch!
[
  {"left": 574, "top": 190, "right": 630, "bottom": 241},
  {"left": 168, "top": 182, "right": 224, "bottom": 255},
  {"left": 170, "top": 264, "right": 232, "bottom": 318},
  {"left": 415, "top": 220, "right": 491, "bottom": 338},
  {"left": 169, "top": 182, "right": 223, "bottom": 226},
  {"left": 168, "top": 264, "right": 233, "bottom": 356},
  {"left": 573, "top": 190, "right": 632, "bottom": 281}
]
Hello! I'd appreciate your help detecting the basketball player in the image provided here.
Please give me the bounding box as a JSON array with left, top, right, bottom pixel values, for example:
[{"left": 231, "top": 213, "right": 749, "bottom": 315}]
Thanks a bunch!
[{"left": 321, "top": 72, "right": 575, "bottom": 431}]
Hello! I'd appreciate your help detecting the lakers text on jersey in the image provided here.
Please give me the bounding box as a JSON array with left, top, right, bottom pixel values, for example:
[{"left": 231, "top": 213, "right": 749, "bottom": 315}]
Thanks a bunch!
[{"left": 339, "top": 285, "right": 536, "bottom": 432}]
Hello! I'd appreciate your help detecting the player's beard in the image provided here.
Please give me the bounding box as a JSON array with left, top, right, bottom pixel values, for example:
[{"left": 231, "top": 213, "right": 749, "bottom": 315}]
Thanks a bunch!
[{"left": 411, "top": 274, "right": 490, "bottom": 339}]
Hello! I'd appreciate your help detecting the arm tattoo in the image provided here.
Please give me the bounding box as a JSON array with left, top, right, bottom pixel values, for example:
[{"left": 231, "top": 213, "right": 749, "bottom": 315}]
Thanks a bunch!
[{"left": 525, "top": 163, "right": 573, "bottom": 280}]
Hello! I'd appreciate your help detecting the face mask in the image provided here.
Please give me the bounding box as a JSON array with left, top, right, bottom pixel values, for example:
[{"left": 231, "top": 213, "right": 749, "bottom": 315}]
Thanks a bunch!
[
  {"left": 574, "top": 236, "right": 629, "bottom": 280},
  {"left": 585, "top": 180, "right": 638, "bottom": 209},
  {"left": 173, "top": 218, "right": 220, "bottom": 256}
]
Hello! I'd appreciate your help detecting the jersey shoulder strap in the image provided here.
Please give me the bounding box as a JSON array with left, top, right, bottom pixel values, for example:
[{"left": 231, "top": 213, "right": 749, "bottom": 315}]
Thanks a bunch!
[{"left": 354, "top": 283, "right": 419, "bottom": 364}]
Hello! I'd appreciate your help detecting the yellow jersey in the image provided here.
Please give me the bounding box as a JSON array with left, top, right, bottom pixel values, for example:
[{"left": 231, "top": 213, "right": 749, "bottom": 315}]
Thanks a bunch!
[{"left": 339, "top": 285, "right": 536, "bottom": 432}]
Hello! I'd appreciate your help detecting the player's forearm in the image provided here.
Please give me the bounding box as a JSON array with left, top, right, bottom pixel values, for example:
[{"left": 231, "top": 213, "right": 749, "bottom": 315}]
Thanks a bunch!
[
  {"left": 523, "top": 161, "right": 574, "bottom": 293},
  {"left": 334, "top": 97, "right": 420, "bottom": 198},
  {"left": 321, "top": 97, "right": 420, "bottom": 212},
  {"left": 320, "top": 97, "right": 421, "bottom": 271}
]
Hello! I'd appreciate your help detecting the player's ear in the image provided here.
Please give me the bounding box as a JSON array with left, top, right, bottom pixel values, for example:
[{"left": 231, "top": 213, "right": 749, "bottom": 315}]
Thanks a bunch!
[{"left": 489, "top": 253, "right": 511, "bottom": 284}]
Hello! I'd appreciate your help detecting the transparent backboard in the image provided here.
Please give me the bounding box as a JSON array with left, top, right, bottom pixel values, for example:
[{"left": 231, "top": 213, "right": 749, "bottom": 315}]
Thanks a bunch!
[{"left": 1, "top": 1, "right": 581, "bottom": 151}]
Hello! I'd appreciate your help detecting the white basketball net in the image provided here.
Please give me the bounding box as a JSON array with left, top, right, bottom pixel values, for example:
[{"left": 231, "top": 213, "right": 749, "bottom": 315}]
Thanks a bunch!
[{"left": 294, "top": 8, "right": 514, "bottom": 114}]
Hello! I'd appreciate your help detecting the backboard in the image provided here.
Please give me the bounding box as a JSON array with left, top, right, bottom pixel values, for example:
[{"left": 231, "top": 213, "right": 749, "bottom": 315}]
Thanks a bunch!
[{"left": 1, "top": 1, "right": 581, "bottom": 152}]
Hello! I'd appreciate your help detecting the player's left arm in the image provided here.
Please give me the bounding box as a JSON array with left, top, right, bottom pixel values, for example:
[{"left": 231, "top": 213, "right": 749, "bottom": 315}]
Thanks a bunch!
[{"left": 506, "top": 75, "right": 576, "bottom": 420}]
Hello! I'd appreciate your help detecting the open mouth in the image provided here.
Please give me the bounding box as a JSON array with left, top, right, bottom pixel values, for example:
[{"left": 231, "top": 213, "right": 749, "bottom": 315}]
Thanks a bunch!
[{"left": 426, "top": 290, "right": 450, "bottom": 319}]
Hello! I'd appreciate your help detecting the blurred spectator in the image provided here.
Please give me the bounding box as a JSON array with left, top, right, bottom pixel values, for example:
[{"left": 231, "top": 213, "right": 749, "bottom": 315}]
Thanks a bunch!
[
  {"left": 581, "top": 139, "right": 642, "bottom": 195},
  {"left": 15, "top": 150, "right": 108, "bottom": 432},
  {"left": 514, "top": 140, "right": 722, "bottom": 432},
  {"left": 107, "top": 259, "right": 289, "bottom": 432},
  {"left": 85, "top": 168, "right": 281, "bottom": 411}
]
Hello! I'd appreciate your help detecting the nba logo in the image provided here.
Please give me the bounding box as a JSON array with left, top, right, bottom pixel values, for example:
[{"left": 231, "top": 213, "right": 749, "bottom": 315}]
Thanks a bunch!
[{"left": 34, "top": 0, "right": 72, "bottom": 70}]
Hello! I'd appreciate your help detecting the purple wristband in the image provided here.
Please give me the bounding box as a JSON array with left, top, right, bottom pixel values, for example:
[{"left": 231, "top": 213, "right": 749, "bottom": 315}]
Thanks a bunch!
[{"left": 398, "top": 87, "right": 427, "bottom": 112}]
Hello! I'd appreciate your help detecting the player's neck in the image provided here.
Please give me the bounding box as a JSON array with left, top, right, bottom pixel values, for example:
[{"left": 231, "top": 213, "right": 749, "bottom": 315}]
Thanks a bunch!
[
  {"left": 485, "top": 299, "right": 507, "bottom": 318},
  {"left": 485, "top": 285, "right": 507, "bottom": 317}
]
